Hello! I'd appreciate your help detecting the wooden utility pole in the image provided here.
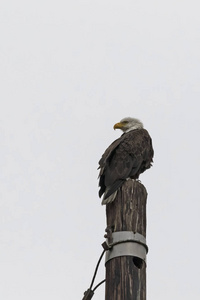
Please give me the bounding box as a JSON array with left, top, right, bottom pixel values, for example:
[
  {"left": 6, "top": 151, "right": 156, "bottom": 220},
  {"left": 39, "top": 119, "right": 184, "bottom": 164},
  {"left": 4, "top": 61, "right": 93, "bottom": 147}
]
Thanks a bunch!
[{"left": 104, "top": 179, "right": 147, "bottom": 300}]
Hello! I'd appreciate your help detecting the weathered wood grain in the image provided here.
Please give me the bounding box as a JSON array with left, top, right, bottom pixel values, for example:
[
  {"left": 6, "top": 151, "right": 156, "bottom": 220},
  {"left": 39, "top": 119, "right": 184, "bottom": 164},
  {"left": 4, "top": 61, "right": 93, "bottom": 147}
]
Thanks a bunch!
[{"left": 105, "top": 179, "right": 147, "bottom": 300}]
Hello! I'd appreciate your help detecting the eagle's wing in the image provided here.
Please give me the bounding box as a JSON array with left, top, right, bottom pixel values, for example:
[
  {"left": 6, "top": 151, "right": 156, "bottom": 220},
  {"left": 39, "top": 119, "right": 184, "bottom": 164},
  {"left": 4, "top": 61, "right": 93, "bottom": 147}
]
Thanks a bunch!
[
  {"left": 98, "top": 136, "right": 123, "bottom": 197},
  {"left": 102, "top": 137, "right": 143, "bottom": 198},
  {"left": 104, "top": 147, "right": 137, "bottom": 186},
  {"left": 98, "top": 137, "right": 122, "bottom": 171}
]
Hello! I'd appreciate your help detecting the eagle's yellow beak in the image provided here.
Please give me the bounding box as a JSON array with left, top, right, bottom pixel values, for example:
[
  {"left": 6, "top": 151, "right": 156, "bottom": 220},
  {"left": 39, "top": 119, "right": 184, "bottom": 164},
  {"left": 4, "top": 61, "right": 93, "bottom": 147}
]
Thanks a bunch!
[{"left": 113, "top": 122, "right": 123, "bottom": 130}]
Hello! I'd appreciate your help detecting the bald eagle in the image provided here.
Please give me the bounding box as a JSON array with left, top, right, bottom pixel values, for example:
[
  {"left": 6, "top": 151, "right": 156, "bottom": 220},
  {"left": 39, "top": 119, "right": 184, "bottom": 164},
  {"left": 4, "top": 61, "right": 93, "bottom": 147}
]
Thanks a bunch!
[{"left": 98, "top": 117, "right": 154, "bottom": 205}]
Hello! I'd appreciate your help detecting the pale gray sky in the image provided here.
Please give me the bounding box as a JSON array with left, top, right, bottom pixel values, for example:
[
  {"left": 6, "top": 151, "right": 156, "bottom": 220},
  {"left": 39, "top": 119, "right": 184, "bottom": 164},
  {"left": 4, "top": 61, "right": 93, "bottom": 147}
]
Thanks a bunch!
[{"left": 1, "top": 1, "right": 200, "bottom": 299}]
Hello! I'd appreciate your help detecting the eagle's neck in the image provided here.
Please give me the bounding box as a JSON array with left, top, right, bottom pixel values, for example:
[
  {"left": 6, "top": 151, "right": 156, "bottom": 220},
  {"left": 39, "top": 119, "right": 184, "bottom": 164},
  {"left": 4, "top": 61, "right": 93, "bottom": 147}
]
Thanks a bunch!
[{"left": 125, "top": 124, "right": 143, "bottom": 133}]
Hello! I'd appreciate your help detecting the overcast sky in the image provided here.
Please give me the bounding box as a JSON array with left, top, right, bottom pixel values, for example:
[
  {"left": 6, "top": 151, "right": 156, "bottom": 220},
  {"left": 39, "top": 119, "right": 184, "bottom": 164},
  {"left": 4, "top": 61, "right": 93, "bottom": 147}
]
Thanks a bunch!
[{"left": 1, "top": 1, "right": 200, "bottom": 299}]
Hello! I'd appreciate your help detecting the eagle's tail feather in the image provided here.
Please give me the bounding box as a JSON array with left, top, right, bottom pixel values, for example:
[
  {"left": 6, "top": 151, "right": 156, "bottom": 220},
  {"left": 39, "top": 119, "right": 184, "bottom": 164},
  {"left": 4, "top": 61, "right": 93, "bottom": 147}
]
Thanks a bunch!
[
  {"left": 101, "top": 191, "right": 117, "bottom": 205},
  {"left": 101, "top": 180, "right": 124, "bottom": 205}
]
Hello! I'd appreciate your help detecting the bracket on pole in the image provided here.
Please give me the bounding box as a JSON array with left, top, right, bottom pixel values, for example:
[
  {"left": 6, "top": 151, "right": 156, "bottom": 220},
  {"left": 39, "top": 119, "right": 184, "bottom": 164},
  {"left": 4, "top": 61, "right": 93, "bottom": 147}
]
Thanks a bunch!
[
  {"left": 82, "top": 289, "right": 94, "bottom": 300},
  {"left": 104, "top": 231, "right": 148, "bottom": 264}
]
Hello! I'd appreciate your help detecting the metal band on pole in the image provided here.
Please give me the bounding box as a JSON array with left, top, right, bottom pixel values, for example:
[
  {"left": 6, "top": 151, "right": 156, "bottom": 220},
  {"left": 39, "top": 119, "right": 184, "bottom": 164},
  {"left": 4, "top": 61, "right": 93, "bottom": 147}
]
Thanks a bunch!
[{"left": 105, "top": 231, "right": 148, "bottom": 264}]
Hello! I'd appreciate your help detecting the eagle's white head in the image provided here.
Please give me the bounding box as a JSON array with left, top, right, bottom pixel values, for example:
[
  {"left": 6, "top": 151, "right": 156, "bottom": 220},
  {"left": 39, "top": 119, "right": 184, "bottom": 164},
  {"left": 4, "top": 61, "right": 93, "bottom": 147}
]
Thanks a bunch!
[{"left": 113, "top": 117, "right": 143, "bottom": 133}]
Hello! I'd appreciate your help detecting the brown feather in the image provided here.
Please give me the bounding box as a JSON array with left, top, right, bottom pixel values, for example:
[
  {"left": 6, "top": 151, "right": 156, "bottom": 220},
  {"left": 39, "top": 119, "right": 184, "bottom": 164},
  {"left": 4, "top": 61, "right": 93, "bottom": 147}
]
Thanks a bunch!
[{"left": 98, "top": 128, "right": 153, "bottom": 202}]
